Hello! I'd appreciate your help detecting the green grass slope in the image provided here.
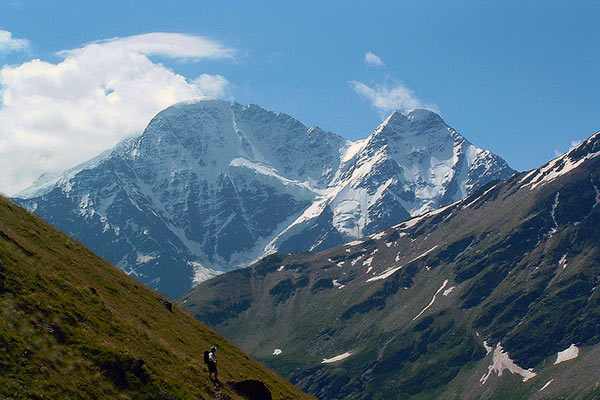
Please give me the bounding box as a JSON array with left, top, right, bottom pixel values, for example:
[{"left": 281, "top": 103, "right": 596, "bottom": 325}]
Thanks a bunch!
[{"left": 0, "top": 195, "right": 311, "bottom": 400}]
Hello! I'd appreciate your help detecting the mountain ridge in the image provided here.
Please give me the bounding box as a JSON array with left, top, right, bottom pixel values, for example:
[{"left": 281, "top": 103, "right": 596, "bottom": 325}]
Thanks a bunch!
[{"left": 14, "top": 99, "right": 515, "bottom": 297}]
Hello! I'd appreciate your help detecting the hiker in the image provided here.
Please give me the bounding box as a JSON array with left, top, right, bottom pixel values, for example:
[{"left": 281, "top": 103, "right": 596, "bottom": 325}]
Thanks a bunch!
[{"left": 205, "top": 345, "right": 219, "bottom": 384}]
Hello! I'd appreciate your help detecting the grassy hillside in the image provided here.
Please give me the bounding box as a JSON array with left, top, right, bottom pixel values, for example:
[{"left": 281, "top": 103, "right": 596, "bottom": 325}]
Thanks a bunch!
[{"left": 0, "top": 195, "right": 311, "bottom": 400}]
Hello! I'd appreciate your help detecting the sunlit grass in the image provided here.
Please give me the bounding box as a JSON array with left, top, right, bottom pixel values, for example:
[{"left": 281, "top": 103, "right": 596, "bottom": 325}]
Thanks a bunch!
[{"left": 0, "top": 195, "right": 311, "bottom": 399}]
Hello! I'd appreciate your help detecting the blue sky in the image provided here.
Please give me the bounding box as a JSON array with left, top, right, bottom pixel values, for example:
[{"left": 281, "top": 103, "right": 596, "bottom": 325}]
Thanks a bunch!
[{"left": 0, "top": 0, "right": 598, "bottom": 195}]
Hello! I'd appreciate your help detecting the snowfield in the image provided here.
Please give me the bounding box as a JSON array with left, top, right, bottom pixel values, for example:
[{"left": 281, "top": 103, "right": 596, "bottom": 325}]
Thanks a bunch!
[
  {"left": 554, "top": 344, "right": 579, "bottom": 365},
  {"left": 480, "top": 343, "right": 537, "bottom": 384},
  {"left": 322, "top": 352, "right": 353, "bottom": 364}
]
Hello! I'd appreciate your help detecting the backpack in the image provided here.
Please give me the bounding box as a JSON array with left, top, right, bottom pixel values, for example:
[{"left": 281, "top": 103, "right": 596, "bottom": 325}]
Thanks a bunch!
[{"left": 204, "top": 350, "right": 210, "bottom": 365}]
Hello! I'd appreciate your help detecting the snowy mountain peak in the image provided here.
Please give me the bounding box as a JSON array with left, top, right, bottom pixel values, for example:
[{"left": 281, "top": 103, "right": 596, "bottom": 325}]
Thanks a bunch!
[
  {"left": 405, "top": 108, "right": 443, "bottom": 121},
  {"left": 15, "top": 101, "right": 515, "bottom": 297},
  {"left": 372, "top": 109, "right": 452, "bottom": 142},
  {"left": 154, "top": 97, "right": 231, "bottom": 116}
]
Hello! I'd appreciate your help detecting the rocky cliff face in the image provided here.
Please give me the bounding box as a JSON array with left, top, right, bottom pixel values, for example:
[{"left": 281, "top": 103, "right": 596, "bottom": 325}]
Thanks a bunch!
[{"left": 14, "top": 100, "right": 514, "bottom": 298}]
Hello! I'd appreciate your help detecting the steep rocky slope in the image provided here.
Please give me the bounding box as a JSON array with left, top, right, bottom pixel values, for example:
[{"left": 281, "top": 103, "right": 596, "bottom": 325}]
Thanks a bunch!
[
  {"left": 0, "top": 195, "right": 311, "bottom": 399},
  {"left": 14, "top": 100, "right": 514, "bottom": 298},
  {"left": 181, "top": 131, "right": 600, "bottom": 399}
]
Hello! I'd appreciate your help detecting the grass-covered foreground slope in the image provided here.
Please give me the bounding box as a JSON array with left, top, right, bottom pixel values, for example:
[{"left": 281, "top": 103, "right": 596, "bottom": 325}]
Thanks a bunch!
[
  {"left": 181, "top": 132, "right": 600, "bottom": 399},
  {"left": 0, "top": 195, "right": 311, "bottom": 400}
]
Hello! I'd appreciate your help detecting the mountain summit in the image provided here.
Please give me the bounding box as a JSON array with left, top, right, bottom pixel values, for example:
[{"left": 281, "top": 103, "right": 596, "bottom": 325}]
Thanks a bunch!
[
  {"left": 271, "top": 107, "right": 514, "bottom": 254},
  {"left": 14, "top": 100, "right": 515, "bottom": 297}
]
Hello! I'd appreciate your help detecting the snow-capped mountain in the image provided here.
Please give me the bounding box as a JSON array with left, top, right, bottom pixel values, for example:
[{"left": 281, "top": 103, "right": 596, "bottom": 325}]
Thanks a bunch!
[
  {"left": 270, "top": 108, "right": 514, "bottom": 253},
  {"left": 14, "top": 99, "right": 514, "bottom": 297}
]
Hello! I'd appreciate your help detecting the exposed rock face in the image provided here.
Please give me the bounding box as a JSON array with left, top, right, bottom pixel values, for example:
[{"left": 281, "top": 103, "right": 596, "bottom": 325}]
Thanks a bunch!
[{"left": 14, "top": 100, "right": 514, "bottom": 297}]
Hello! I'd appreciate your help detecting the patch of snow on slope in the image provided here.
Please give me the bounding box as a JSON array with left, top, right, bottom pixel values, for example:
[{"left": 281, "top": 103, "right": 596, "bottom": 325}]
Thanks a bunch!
[
  {"left": 363, "top": 257, "right": 373, "bottom": 267},
  {"left": 480, "top": 343, "right": 536, "bottom": 385},
  {"left": 366, "top": 265, "right": 403, "bottom": 282},
  {"left": 332, "top": 279, "right": 346, "bottom": 289},
  {"left": 346, "top": 239, "right": 365, "bottom": 247},
  {"left": 273, "top": 349, "right": 282, "bottom": 356},
  {"left": 462, "top": 185, "right": 496, "bottom": 209},
  {"left": 407, "top": 245, "right": 438, "bottom": 264},
  {"left": 330, "top": 149, "right": 389, "bottom": 238},
  {"left": 539, "top": 380, "right": 554, "bottom": 392},
  {"left": 370, "top": 231, "right": 387, "bottom": 240},
  {"left": 230, "top": 157, "right": 288, "bottom": 182},
  {"left": 549, "top": 192, "right": 559, "bottom": 236},
  {"left": 101, "top": 217, "right": 111, "bottom": 233},
  {"left": 518, "top": 168, "right": 538, "bottom": 185},
  {"left": 136, "top": 253, "right": 157, "bottom": 263},
  {"left": 341, "top": 138, "right": 368, "bottom": 163},
  {"left": 267, "top": 199, "right": 329, "bottom": 249},
  {"left": 527, "top": 147, "right": 600, "bottom": 191},
  {"left": 189, "top": 261, "right": 221, "bottom": 285},
  {"left": 277, "top": 265, "right": 285, "bottom": 272},
  {"left": 78, "top": 194, "right": 94, "bottom": 218},
  {"left": 554, "top": 344, "right": 579, "bottom": 365},
  {"left": 428, "top": 153, "right": 460, "bottom": 199},
  {"left": 413, "top": 279, "right": 448, "bottom": 320},
  {"left": 396, "top": 215, "right": 426, "bottom": 230},
  {"left": 559, "top": 254, "right": 568, "bottom": 269},
  {"left": 322, "top": 351, "right": 353, "bottom": 364},
  {"left": 63, "top": 180, "right": 73, "bottom": 195},
  {"left": 592, "top": 177, "right": 600, "bottom": 208},
  {"left": 443, "top": 286, "right": 455, "bottom": 296},
  {"left": 483, "top": 341, "right": 493, "bottom": 355},
  {"left": 396, "top": 202, "right": 458, "bottom": 230}
]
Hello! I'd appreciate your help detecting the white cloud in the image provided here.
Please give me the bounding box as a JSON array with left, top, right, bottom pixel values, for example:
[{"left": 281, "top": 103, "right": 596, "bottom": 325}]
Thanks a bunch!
[
  {"left": 192, "top": 74, "right": 230, "bottom": 99},
  {"left": 364, "top": 51, "right": 384, "bottom": 67},
  {"left": 0, "top": 33, "right": 235, "bottom": 196},
  {"left": 60, "top": 32, "right": 235, "bottom": 60},
  {"left": 570, "top": 139, "right": 582, "bottom": 149},
  {"left": 0, "top": 30, "right": 30, "bottom": 53},
  {"left": 554, "top": 139, "right": 583, "bottom": 157},
  {"left": 350, "top": 80, "right": 438, "bottom": 113}
]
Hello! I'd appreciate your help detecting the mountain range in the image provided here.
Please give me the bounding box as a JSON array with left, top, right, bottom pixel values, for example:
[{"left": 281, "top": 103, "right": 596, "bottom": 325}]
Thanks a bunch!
[
  {"left": 14, "top": 99, "right": 514, "bottom": 298},
  {"left": 180, "top": 130, "right": 600, "bottom": 399}
]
